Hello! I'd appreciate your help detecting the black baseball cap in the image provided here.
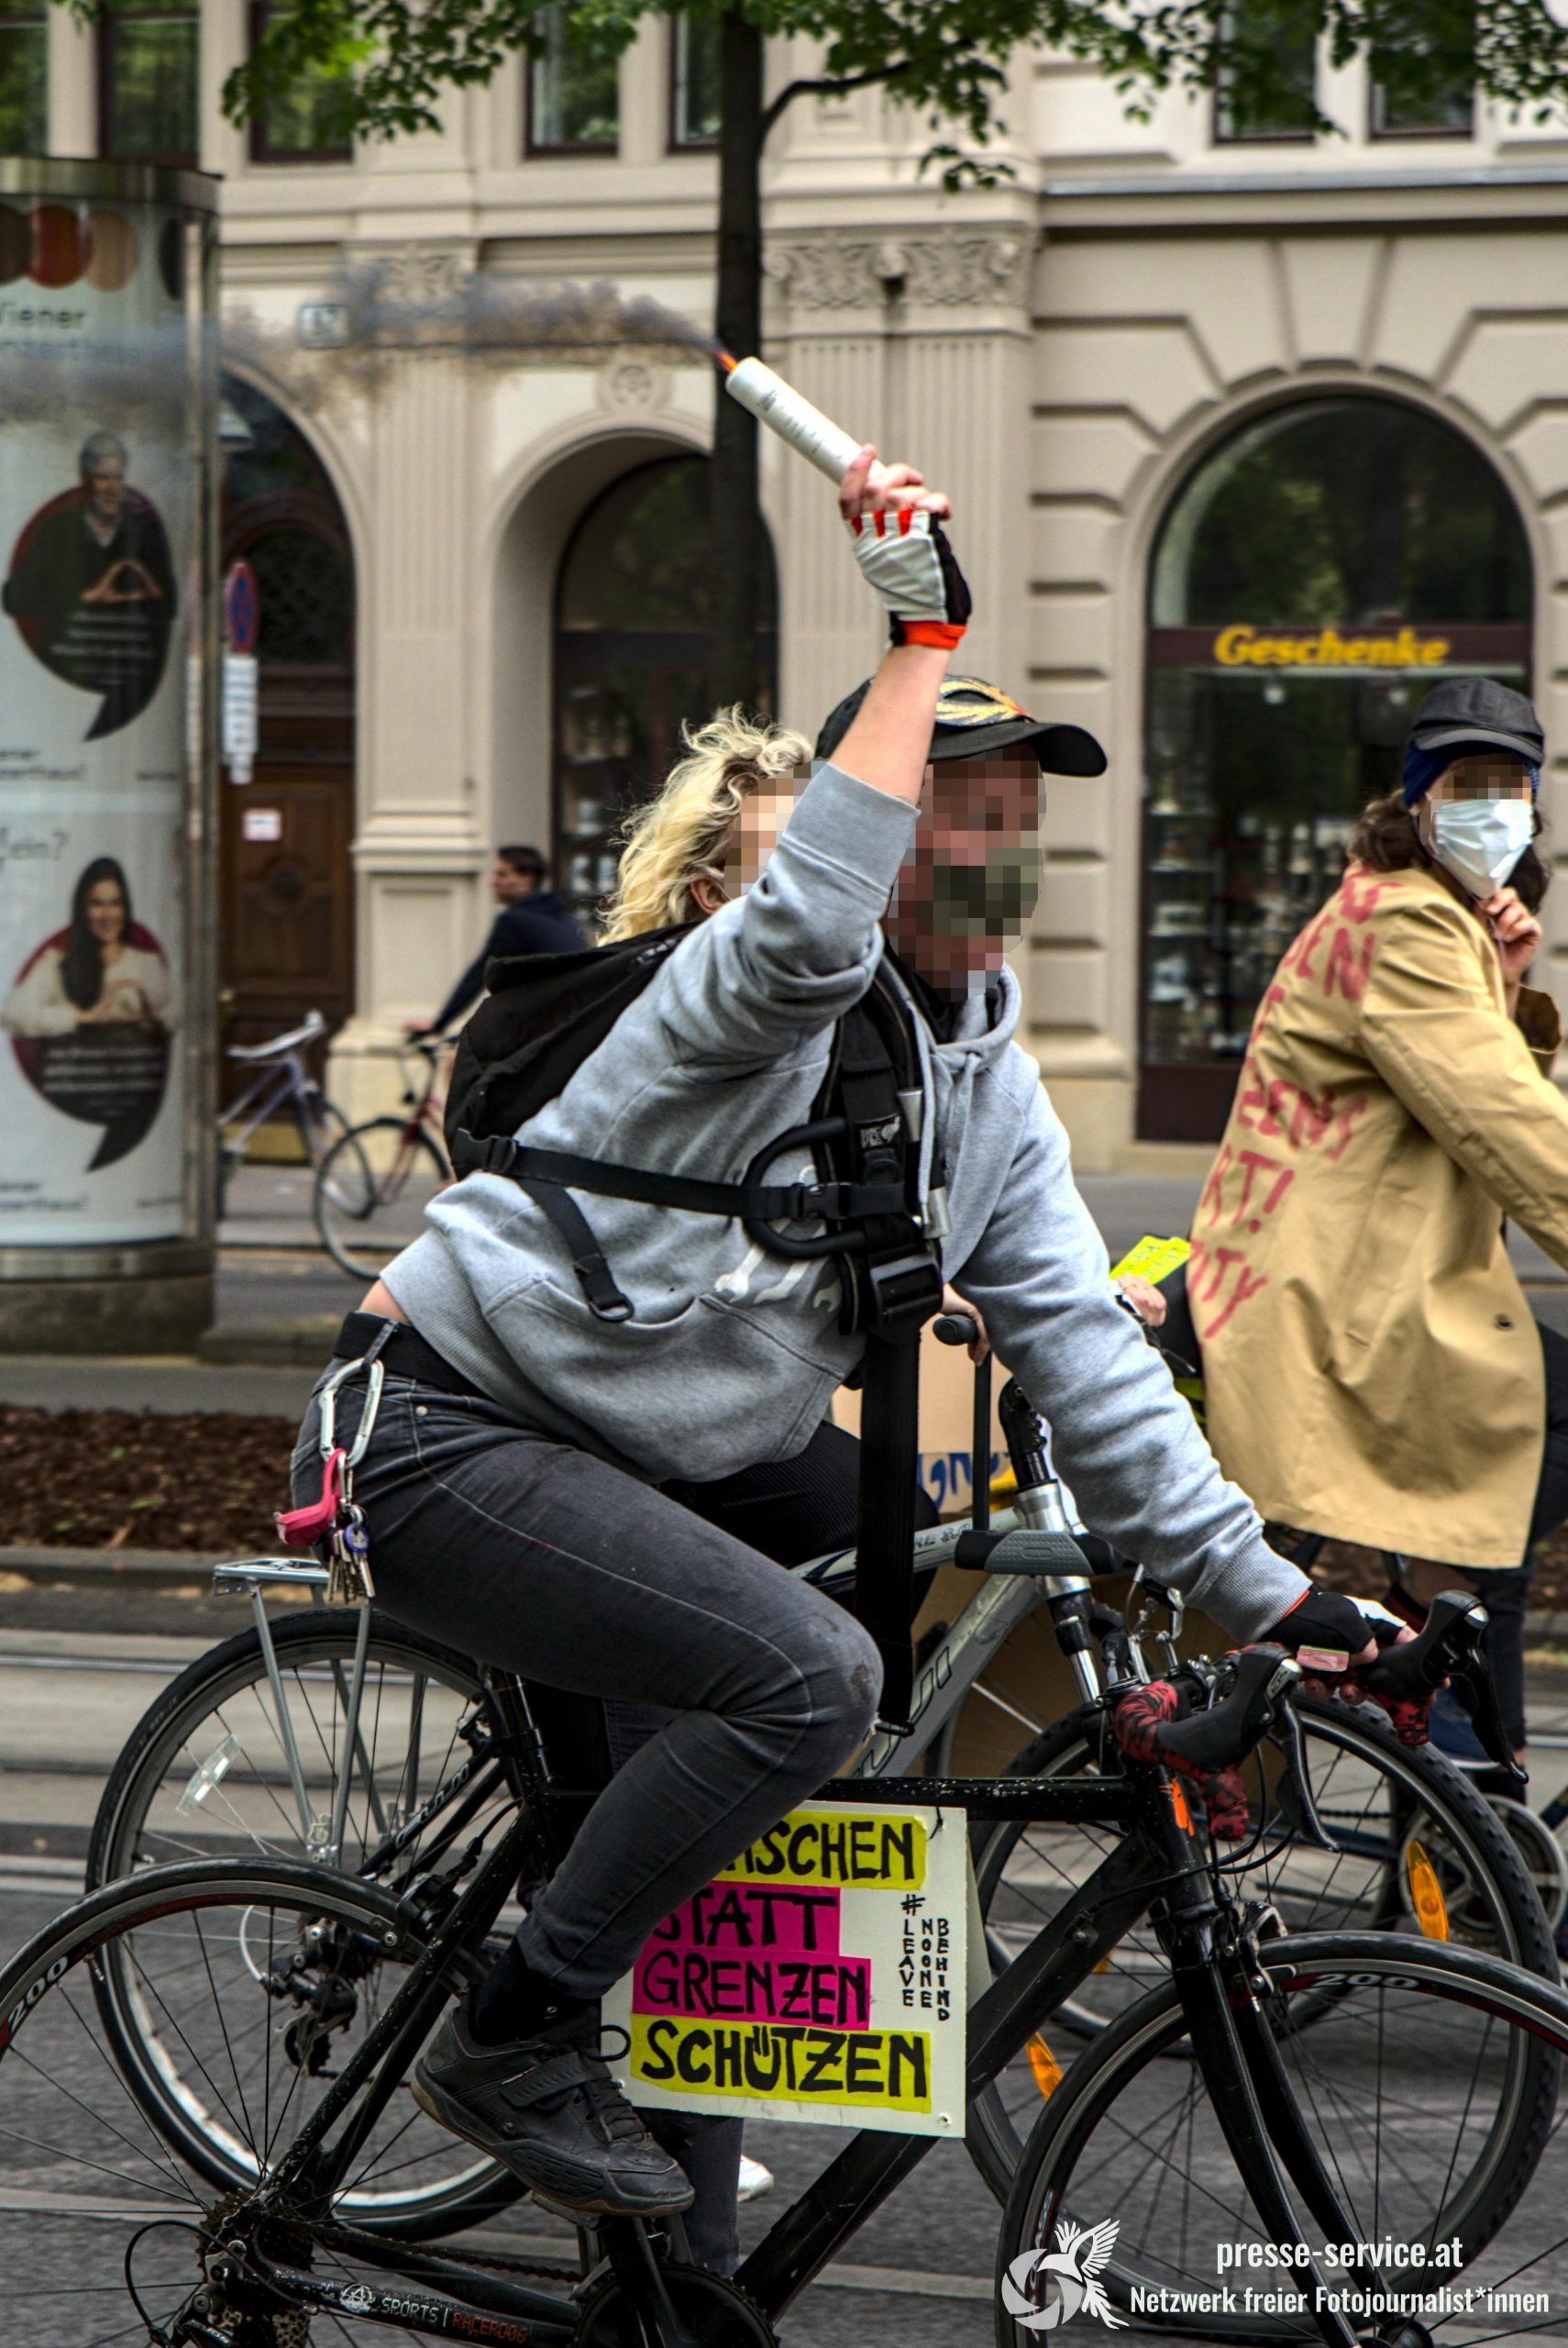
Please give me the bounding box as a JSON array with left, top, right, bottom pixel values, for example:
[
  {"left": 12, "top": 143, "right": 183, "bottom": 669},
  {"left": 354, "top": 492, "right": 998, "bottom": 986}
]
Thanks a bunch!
[
  {"left": 1408, "top": 677, "right": 1544, "bottom": 767},
  {"left": 814, "top": 673, "right": 1107, "bottom": 778}
]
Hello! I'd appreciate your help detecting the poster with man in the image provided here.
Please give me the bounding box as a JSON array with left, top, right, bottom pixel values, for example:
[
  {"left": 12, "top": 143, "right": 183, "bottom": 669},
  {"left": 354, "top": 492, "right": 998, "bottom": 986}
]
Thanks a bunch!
[
  {"left": 3, "top": 429, "right": 177, "bottom": 738},
  {"left": 0, "top": 192, "right": 196, "bottom": 1245}
]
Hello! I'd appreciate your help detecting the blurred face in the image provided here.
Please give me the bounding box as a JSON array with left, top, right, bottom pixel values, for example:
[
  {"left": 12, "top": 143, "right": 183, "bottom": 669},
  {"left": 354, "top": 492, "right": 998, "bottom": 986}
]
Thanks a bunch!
[
  {"left": 84, "top": 456, "right": 126, "bottom": 524},
  {"left": 885, "top": 752, "right": 1041, "bottom": 987},
  {"left": 492, "top": 858, "right": 538, "bottom": 903},
  {"left": 1426, "top": 753, "right": 1533, "bottom": 804},
  {"left": 85, "top": 877, "right": 127, "bottom": 945},
  {"left": 689, "top": 781, "right": 801, "bottom": 915}
]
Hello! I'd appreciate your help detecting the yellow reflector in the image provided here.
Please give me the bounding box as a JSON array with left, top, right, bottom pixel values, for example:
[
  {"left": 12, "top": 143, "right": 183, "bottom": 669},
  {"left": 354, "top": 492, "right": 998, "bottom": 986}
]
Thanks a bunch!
[
  {"left": 1407, "top": 1840, "right": 1451, "bottom": 1942},
  {"left": 1027, "top": 2033, "right": 1064, "bottom": 2100}
]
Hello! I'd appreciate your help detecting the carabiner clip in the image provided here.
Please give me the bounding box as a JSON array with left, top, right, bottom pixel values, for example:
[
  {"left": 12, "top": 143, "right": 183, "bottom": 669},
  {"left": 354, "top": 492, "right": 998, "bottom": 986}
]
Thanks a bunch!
[{"left": 318, "top": 1355, "right": 386, "bottom": 1468}]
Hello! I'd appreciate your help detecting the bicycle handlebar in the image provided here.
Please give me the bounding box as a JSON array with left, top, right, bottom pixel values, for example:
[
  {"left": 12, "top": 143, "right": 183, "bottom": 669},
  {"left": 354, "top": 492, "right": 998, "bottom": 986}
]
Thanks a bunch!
[
  {"left": 1362, "top": 1587, "right": 1525, "bottom": 1785},
  {"left": 1153, "top": 1646, "right": 1301, "bottom": 1774}
]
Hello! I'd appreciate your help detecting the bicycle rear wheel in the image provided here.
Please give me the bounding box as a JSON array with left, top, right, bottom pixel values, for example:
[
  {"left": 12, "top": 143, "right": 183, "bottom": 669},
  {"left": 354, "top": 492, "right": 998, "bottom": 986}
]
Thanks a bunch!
[
  {"left": 87, "top": 1607, "right": 495, "bottom": 1883},
  {"left": 966, "top": 1696, "right": 1556, "bottom": 2204},
  {"left": 315, "top": 1115, "right": 448, "bottom": 1277},
  {"left": 996, "top": 1931, "right": 1568, "bottom": 2344}
]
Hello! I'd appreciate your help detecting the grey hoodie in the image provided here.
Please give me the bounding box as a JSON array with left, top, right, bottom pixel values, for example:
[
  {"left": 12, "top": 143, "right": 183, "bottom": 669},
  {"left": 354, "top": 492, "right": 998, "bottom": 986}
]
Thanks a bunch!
[{"left": 387, "top": 761, "right": 1309, "bottom": 1642}]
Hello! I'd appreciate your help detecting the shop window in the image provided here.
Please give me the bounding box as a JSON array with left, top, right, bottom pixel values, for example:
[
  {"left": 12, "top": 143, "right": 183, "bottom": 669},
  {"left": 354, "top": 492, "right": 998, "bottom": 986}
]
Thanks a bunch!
[
  {"left": 1141, "top": 395, "right": 1530, "bottom": 1141},
  {"left": 670, "top": 13, "right": 720, "bottom": 148},
  {"left": 553, "top": 455, "right": 776, "bottom": 923},
  {"left": 526, "top": 2, "right": 619, "bottom": 154},
  {"left": 99, "top": 0, "right": 200, "bottom": 166},
  {"left": 247, "top": 4, "right": 353, "bottom": 162},
  {"left": 0, "top": 0, "right": 47, "bottom": 155},
  {"left": 1213, "top": 0, "right": 1317, "bottom": 141}
]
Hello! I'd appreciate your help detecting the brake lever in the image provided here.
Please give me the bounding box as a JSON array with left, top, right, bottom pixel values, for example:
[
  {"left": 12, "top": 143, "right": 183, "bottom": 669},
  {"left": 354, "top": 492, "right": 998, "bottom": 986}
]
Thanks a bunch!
[
  {"left": 1270, "top": 1694, "right": 1338, "bottom": 1851},
  {"left": 1361, "top": 1589, "right": 1526, "bottom": 1789}
]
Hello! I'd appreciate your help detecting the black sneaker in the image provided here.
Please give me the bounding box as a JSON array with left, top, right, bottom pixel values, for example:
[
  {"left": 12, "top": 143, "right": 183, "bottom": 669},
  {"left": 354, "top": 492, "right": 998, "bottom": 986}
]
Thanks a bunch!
[{"left": 412, "top": 1994, "right": 694, "bottom": 2218}]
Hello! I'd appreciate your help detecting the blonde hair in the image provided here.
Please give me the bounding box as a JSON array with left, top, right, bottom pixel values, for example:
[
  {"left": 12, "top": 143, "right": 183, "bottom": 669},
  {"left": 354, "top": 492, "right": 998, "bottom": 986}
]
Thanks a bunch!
[{"left": 600, "top": 706, "right": 812, "bottom": 941}]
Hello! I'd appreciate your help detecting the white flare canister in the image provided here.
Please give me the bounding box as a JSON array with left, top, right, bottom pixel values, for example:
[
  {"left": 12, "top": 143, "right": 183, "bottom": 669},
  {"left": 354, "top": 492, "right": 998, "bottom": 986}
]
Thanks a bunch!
[{"left": 723, "top": 357, "right": 882, "bottom": 487}]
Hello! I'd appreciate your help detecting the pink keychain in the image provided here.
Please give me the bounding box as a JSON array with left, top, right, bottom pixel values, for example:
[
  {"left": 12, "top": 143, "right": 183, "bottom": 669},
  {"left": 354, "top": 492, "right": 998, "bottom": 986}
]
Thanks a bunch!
[{"left": 275, "top": 1448, "right": 348, "bottom": 1547}]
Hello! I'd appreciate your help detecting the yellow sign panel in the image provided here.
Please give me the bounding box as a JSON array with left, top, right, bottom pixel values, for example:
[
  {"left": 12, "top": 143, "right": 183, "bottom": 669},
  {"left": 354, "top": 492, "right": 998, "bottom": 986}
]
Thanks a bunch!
[
  {"left": 1110, "top": 1234, "right": 1191, "bottom": 1287},
  {"left": 718, "top": 1809, "right": 927, "bottom": 1889},
  {"left": 1213, "top": 624, "right": 1450, "bottom": 670},
  {"left": 628, "top": 2015, "right": 933, "bottom": 2111}
]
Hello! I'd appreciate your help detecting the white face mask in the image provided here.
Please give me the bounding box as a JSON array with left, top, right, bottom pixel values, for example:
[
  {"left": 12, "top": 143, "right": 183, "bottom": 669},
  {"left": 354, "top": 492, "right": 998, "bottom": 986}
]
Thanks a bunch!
[{"left": 1425, "top": 798, "right": 1535, "bottom": 899}]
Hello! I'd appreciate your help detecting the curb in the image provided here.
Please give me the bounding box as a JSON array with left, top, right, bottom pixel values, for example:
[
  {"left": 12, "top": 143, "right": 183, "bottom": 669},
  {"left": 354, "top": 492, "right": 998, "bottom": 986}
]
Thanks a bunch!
[
  {"left": 196, "top": 1321, "right": 341, "bottom": 1368},
  {"left": 0, "top": 1545, "right": 295, "bottom": 1589}
]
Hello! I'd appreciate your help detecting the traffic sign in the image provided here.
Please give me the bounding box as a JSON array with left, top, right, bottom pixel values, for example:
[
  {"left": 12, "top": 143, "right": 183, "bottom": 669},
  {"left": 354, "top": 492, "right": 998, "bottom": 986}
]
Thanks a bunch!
[{"left": 224, "top": 559, "right": 259, "bottom": 656}]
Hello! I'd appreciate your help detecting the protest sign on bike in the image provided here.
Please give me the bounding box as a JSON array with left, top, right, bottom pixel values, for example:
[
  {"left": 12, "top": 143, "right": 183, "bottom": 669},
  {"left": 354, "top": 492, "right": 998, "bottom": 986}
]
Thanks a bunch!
[{"left": 604, "top": 1797, "right": 972, "bottom": 2136}]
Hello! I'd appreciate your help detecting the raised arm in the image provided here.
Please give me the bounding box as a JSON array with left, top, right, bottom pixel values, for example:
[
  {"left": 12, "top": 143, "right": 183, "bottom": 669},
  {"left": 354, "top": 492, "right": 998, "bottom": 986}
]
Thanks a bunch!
[{"left": 656, "top": 445, "right": 972, "bottom": 1069}]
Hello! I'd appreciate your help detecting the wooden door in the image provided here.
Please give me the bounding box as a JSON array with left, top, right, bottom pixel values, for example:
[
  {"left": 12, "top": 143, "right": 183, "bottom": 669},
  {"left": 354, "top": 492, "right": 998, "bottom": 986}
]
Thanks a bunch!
[{"left": 219, "top": 766, "right": 353, "bottom": 1064}]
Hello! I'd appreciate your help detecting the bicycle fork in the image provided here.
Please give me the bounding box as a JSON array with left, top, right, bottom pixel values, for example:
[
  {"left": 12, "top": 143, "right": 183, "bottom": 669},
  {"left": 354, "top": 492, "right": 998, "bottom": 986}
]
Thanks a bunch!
[{"left": 1147, "top": 1780, "right": 1390, "bottom": 2348}]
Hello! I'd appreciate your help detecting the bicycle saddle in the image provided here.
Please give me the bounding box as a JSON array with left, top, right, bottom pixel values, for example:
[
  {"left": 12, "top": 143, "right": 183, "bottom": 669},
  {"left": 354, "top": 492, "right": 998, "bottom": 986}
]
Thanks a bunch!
[{"left": 226, "top": 1008, "right": 327, "bottom": 1061}]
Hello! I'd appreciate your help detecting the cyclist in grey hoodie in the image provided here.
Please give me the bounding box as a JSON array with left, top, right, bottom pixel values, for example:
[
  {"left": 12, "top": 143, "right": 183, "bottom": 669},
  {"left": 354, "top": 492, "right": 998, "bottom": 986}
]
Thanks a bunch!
[{"left": 291, "top": 443, "right": 1390, "bottom": 2228}]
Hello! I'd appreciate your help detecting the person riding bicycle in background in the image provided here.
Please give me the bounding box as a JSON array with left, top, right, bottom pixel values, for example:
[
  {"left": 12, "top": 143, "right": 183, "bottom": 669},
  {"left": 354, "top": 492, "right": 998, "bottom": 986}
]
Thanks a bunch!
[
  {"left": 290, "top": 446, "right": 1401, "bottom": 2249},
  {"left": 1193, "top": 678, "right": 1568, "bottom": 1775},
  {"left": 411, "top": 842, "right": 585, "bottom": 1040}
]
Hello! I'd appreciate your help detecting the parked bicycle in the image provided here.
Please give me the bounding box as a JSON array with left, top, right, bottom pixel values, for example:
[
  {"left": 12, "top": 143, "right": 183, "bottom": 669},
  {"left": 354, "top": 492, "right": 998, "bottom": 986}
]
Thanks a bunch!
[
  {"left": 314, "top": 1036, "right": 452, "bottom": 1278},
  {"left": 10, "top": 1532, "right": 1568, "bottom": 2344},
  {"left": 83, "top": 1325, "right": 1556, "bottom": 2244},
  {"left": 216, "top": 1007, "right": 356, "bottom": 1222}
]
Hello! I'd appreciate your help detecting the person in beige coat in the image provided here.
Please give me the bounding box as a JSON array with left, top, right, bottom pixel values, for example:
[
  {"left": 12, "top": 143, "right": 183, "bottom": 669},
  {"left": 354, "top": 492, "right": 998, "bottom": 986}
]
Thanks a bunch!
[{"left": 1196, "top": 678, "right": 1568, "bottom": 1762}]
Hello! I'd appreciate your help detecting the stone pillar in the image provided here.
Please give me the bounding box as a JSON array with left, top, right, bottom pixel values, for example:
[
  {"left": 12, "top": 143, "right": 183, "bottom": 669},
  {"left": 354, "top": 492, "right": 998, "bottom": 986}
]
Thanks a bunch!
[{"left": 329, "top": 250, "right": 488, "bottom": 1120}]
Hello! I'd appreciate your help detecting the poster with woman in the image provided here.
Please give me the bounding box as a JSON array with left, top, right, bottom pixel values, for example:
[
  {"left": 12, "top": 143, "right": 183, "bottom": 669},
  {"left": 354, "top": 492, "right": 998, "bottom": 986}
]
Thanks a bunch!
[
  {"left": 0, "top": 186, "right": 204, "bottom": 1246},
  {"left": 0, "top": 805, "right": 185, "bottom": 1235},
  {"left": 4, "top": 853, "right": 179, "bottom": 1168}
]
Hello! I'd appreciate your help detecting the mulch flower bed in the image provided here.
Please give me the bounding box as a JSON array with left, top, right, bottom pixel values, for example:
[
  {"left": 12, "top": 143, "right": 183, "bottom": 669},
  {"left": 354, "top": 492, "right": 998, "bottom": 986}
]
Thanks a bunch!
[
  {"left": 0, "top": 1404, "right": 294, "bottom": 1554},
  {"left": 6, "top": 1401, "right": 1568, "bottom": 1611}
]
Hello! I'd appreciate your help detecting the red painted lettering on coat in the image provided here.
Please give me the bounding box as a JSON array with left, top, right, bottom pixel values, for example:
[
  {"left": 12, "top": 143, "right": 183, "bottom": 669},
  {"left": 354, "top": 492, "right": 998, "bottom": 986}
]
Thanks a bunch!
[
  {"left": 1323, "top": 925, "right": 1375, "bottom": 1002},
  {"left": 1235, "top": 1149, "right": 1293, "bottom": 1226},
  {"left": 1284, "top": 909, "right": 1333, "bottom": 984},
  {"left": 1198, "top": 1142, "right": 1233, "bottom": 1227},
  {"left": 1201, "top": 1261, "right": 1268, "bottom": 1340},
  {"left": 1341, "top": 869, "right": 1391, "bottom": 925}
]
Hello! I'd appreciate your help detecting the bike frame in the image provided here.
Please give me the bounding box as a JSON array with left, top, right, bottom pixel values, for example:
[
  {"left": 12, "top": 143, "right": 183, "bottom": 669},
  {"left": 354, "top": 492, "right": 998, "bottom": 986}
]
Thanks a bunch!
[
  {"left": 218, "top": 1051, "right": 330, "bottom": 1161},
  {"left": 209, "top": 1691, "right": 1376, "bottom": 2348}
]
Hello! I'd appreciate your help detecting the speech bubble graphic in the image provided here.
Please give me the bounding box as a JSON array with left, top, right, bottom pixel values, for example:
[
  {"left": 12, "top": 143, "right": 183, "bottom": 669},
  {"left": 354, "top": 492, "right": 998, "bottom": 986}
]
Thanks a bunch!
[
  {"left": 2, "top": 442, "right": 177, "bottom": 739},
  {"left": 4, "top": 880, "right": 174, "bottom": 1171}
]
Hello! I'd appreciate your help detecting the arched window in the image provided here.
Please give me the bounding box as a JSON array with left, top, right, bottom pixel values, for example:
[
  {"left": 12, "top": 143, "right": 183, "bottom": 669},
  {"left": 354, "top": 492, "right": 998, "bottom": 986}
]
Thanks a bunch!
[
  {"left": 1141, "top": 394, "right": 1531, "bottom": 1141},
  {"left": 553, "top": 454, "right": 777, "bottom": 919}
]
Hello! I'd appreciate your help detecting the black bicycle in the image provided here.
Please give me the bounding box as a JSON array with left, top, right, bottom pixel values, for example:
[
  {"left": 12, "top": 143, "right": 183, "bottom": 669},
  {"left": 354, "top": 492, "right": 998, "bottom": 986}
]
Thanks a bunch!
[{"left": 7, "top": 1552, "right": 1568, "bottom": 2345}]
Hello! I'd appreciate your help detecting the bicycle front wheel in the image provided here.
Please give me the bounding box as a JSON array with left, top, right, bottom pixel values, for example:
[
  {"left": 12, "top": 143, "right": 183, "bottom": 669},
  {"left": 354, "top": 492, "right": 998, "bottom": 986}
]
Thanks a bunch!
[
  {"left": 996, "top": 1931, "right": 1568, "bottom": 2344},
  {"left": 315, "top": 1114, "right": 449, "bottom": 1277},
  {"left": 966, "top": 1695, "right": 1556, "bottom": 2204}
]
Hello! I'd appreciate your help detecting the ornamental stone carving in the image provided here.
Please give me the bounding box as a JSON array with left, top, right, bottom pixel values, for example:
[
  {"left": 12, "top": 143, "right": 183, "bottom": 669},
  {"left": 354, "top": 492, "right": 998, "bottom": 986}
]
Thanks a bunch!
[
  {"left": 598, "top": 357, "right": 668, "bottom": 413},
  {"left": 376, "top": 245, "right": 466, "bottom": 305},
  {"left": 767, "top": 228, "right": 1034, "bottom": 312}
]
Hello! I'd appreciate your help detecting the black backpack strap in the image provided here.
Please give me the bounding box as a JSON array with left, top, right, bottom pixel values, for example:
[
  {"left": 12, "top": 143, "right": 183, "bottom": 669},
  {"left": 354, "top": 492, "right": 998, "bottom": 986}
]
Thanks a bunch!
[
  {"left": 855, "top": 1330, "right": 923, "bottom": 1733},
  {"left": 452, "top": 1135, "right": 906, "bottom": 1232}
]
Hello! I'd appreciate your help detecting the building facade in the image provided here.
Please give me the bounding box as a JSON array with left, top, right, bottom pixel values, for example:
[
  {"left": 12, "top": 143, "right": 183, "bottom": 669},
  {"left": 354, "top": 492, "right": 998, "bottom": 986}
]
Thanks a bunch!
[{"left": 10, "top": 6, "right": 1568, "bottom": 1163}]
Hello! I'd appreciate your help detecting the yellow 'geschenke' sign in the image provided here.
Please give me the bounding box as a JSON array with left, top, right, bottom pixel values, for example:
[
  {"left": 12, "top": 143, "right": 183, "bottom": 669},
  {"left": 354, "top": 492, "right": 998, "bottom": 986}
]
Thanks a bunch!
[
  {"left": 1213, "top": 624, "right": 1450, "bottom": 669},
  {"left": 604, "top": 1800, "right": 968, "bottom": 2137}
]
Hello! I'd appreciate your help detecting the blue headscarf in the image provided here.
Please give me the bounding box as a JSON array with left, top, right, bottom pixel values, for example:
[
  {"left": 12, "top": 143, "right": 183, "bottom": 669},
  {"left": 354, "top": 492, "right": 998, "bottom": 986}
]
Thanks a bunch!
[{"left": 1401, "top": 739, "right": 1540, "bottom": 806}]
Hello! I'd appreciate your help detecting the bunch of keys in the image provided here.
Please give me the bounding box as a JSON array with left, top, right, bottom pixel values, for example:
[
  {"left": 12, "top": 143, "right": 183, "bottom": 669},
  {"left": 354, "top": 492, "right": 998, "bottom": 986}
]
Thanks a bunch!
[{"left": 274, "top": 1357, "right": 384, "bottom": 1606}]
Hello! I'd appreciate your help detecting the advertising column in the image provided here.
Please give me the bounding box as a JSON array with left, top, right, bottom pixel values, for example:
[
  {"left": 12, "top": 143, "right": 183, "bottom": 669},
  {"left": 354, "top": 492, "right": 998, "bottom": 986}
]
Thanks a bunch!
[{"left": 0, "top": 161, "right": 217, "bottom": 1351}]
